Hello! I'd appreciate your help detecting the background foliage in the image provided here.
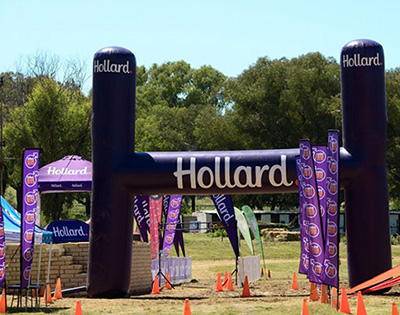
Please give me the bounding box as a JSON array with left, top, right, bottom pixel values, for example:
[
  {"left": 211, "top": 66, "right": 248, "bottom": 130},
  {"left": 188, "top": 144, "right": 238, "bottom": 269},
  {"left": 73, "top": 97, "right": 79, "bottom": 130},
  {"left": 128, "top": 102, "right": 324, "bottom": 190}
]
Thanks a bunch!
[{"left": 1, "top": 51, "right": 400, "bottom": 222}]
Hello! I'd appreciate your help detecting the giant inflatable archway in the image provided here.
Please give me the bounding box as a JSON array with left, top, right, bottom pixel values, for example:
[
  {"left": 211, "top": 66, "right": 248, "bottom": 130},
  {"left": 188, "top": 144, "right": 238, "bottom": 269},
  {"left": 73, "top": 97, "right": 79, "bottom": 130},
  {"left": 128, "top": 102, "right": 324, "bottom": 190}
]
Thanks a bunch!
[{"left": 88, "top": 40, "right": 391, "bottom": 297}]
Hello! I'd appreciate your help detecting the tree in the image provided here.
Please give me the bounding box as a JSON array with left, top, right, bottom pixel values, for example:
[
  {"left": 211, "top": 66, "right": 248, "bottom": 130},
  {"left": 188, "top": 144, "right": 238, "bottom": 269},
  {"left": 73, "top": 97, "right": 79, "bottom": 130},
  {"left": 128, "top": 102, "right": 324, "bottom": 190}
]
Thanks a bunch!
[{"left": 4, "top": 77, "right": 91, "bottom": 221}]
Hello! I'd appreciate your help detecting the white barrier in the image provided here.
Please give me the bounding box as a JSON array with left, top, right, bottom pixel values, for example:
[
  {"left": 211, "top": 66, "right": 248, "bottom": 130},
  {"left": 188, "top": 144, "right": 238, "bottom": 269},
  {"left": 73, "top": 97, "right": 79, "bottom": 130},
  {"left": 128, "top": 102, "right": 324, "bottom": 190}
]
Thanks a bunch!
[
  {"left": 237, "top": 255, "right": 261, "bottom": 286},
  {"left": 152, "top": 256, "right": 192, "bottom": 285}
]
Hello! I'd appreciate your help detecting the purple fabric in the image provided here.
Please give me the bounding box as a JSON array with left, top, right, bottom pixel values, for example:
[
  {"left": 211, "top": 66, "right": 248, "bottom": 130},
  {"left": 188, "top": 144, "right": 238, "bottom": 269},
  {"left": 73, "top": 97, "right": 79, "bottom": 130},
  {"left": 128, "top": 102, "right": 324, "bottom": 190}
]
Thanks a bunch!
[
  {"left": 133, "top": 195, "right": 149, "bottom": 242},
  {"left": 211, "top": 194, "right": 239, "bottom": 258},
  {"left": 321, "top": 131, "right": 340, "bottom": 288},
  {"left": 162, "top": 195, "right": 182, "bottom": 257},
  {"left": 141, "top": 195, "right": 150, "bottom": 232},
  {"left": 297, "top": 157, "right": 309, "bottom": 276},
  {"left": 38, "top": 155, "right": 91, "bottom": 192},
  {"left": 21, "top": 149, "right": 40, "bottom": 288},
  {"left": 176, "top": 220, "right": 186, "bottom": 257},
  {"left": 0, "top": 199, "right": 6, "bottom": 287},
  {"left": 299, "top": 141, "right": 324, "bottom": 284},
  {"left": 312, "top": 146, "right": 328, "bottom": 238}
]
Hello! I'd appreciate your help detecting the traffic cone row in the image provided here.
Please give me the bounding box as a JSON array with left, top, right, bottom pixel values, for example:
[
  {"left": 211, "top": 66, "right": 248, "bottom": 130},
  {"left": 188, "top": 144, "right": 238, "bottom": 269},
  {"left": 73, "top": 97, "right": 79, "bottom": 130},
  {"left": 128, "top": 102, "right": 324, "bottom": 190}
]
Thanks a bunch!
[{"left": 215, "top": 272, "right": 253, "bottom": 296}]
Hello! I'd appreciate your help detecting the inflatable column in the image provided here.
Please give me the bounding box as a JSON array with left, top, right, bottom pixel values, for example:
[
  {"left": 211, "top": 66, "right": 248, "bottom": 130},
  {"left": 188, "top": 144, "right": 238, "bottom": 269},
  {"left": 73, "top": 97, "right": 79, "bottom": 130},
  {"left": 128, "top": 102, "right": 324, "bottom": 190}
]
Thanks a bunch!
[
  {"left": 88, "top": 47, "right": 136, "bottom": 297},
  {"left": 341, "top": 39, "right": 392, "bottom": 287}
]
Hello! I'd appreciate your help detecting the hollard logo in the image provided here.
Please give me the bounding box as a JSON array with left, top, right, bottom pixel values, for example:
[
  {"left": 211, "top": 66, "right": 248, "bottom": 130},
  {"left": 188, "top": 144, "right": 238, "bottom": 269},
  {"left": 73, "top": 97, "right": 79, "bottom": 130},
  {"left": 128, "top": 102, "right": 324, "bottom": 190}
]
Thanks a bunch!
[
  {"left": 94, "top": 59, "right": 132, "bottom": 74},
  {"left": 342, "top": 52, "right": 382, "bottom": 68}
]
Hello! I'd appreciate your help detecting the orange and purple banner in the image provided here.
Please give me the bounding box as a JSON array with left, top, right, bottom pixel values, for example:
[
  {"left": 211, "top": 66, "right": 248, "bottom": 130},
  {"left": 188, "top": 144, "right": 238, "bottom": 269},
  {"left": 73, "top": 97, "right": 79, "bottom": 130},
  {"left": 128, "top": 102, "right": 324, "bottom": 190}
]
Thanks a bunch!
[
  {"left": 321, "top": 131, "right": 340, "bottom": 288},
  {"left": 0, "top": 199, "right": 5, "bottom": 287},
  {"left": 162, "top": 195, "right": 182, "bottom": 257},
  {"left": 211, "top": 194, "right": 239, "bottom": 259},
  {"left": 312, "top": 146, "right": 328, "bottom": 237},
  {"left": 21, "top": 149, "right": 39, "bottom": 289},
  {"left": 297, "top": 157, "right": 309, "bottom": 276},
  {"left": 299, "top": 140, "right": 324, "bottom": 284}
]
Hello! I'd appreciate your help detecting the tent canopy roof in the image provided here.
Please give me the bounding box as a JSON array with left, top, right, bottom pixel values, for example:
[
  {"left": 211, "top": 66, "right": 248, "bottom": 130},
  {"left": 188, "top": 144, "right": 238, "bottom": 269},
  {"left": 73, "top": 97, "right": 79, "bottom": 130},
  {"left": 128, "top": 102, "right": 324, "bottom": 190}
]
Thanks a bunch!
[{"left": 38, "top": 155, "right": 92, "bottom": 193}]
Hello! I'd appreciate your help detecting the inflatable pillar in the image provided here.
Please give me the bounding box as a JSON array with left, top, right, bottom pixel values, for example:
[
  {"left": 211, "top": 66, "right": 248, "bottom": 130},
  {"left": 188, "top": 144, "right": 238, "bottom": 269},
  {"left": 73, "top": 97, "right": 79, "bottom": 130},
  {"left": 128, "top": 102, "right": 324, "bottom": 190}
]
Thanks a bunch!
[
  {"left": 88, "top": 47, "right": 136, "bottom": 297},
  {"left": 341, "top": 39, "right": 392, "bottom": 287}
]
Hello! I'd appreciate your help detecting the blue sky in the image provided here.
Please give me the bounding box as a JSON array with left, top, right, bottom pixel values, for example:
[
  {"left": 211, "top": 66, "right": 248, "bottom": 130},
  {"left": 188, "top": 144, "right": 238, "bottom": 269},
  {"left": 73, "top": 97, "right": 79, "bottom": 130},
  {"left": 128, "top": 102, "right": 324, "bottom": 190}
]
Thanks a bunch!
[{"left": 1, "top": 0, "right": 399, "bottom": 92}]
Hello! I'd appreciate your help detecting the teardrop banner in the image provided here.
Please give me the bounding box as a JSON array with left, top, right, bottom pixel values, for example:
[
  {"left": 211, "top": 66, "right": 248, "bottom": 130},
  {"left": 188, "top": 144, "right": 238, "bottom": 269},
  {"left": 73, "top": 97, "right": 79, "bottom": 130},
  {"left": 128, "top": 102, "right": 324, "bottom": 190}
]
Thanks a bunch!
[
  {"left": 149, "top": 195, "right": 163, "bottom": 260},
  {"left": 211, "top": 195, "right": 239, "bottom": 259},
  {"left": 21, "top": 149, "right": 40, "bottom": 289}
]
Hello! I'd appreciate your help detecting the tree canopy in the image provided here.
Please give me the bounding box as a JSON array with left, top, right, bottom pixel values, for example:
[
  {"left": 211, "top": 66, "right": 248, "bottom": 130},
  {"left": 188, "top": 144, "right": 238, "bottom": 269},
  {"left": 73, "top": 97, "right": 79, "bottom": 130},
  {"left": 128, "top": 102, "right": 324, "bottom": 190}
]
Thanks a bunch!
[{"left": 1, "top": 51, "right": 400, "bottom": 221}]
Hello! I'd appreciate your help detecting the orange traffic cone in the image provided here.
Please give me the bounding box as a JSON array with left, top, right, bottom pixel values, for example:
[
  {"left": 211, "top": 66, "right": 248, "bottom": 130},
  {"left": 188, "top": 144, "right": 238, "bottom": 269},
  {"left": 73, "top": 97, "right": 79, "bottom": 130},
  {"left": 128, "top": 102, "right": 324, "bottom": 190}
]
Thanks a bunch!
[
  {"left": 215, "top": 273, "right": 223, "bottom": 292},
  {"left": 226, "top": 273, "right": 234, "bottom": 291},
  {"left": 53, "top": 277, "right": 63, "bottom": 300},
  {"left": 164, "top": 273, "right": 172, "bottom": 290},
  {"left": 261, "top": 268, "right": 264, "bottom": 277},
  {"left": 223, "top": 271, "right": 228, "bottom": 287},
  {"left": 393, "top": 302, "right": 399, "bottom": 315},
  {"left": 339, "top": 286, "right": 352, "bottom": 314},
  {"left": 356, "top": 291, "right": 367, "bottom": 315},
  {"left": 291, "top": 272, "right": 299, "bottom": 290},
  {"left": 331, "top": 287, "right": 338, "bottom": 309},
  {"left": 301, "top": 298, "right": 310, "bottom": 315},
  {"left": 75, "top": 300, "right": 83, "bottom": 315},
  {"left": 183, "top": 298, "right": 191, "bottom": 315},
  {"left": 320, "top": 284, "right": 329, "bottom": 304},
  {"left": 241, "top": 276, "right": 251, "bottom": 297},
  {"left": 42, "top": 284, "right": 54, "bottom": 304},
  {"left": 151, "top": 275, "right": 161, "bottom": 294},
  {"left": 0, "top": 289, "right": 6, "bottom": 314},
  {"left": 309, "top": 282, "right": 319, "bottom": 301},
  {"left": 268, "top": 269, "right": 271, "bottom": 279}
]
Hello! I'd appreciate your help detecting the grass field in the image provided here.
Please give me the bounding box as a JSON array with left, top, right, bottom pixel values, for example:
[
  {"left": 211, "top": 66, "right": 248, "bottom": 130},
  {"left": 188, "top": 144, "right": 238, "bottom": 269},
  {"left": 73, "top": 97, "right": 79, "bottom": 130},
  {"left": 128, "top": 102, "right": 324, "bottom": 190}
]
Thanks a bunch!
[{"left": 6, "top": 233, "right": 400, "bottom": 314}]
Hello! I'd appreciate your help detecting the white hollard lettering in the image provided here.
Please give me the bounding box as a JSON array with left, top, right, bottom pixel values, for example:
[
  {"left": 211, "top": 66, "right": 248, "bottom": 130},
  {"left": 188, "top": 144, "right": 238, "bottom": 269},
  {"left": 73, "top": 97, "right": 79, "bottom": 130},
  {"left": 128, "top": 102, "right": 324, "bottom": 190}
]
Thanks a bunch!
[
  {"left": 269, "top": 155, "right": 293, "bottom": 187},
  {"left": 174, "top": 157, "right": 197, "bottom": 189},
  {"left": 342, "top": 53, "right": 381, "bottom": 68},
  {"left": 215, "top": 157, "right": 227, "bottom": 188},
  {"left": 224, "top": 157, "right": 235, "bottom": 188},
  {"left": 233, "top": 166, "right": 256, "bottom": 188},
  {"left": 255, "top": 165, "right": 269, "bottom": 187},
  {"left": 94, "top": 60, "right": 131, "bottom": 74},
  {"left": 197, "top": 166, "right": 214, "bottom": 189}
]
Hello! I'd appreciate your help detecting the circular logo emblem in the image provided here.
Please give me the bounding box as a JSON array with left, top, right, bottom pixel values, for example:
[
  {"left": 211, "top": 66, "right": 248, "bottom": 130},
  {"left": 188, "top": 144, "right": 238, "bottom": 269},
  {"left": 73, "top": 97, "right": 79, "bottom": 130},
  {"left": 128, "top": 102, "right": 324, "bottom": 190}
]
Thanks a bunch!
[
  {"left": 318, "top": 187, "right": 325, "bottom": 199},
  {"left": 23, "top": 266, "right": 31, "bottom": 281},
  {"left": 313, "top": 150, "right": 326, "bottom": 163},
  {"left": 25, "top": 210, "right": 35, "bottom": 224},
  {"left": 315, "top": 168, "right": 326, "bottom": 181},
  {"left": 302, "top": 165, "right": 313, "bottom": 179},
  {"left": 24, "top": 229, "right": 34, "bottom": 242},
  {"left": 325, "top": 262, "right": 337, "bottom": 279},
  {"left": 328, "top": 159, "right": 338, "bottom": 174},
  {"left": 308, "top": 223, "right": 320, "bottom": 238},
  {"left": 305, "top": 204, "right": 317, "bottom": 219},
  {"left": 329, "top": 137, "right": 338, "bottom": 153},
  {"left": 328, "top": 221, "right": 338, "bottom": 237},
  {"left": 25, "top": 153, "right": 38, "bottom": 169},
  {"left": 301, "top": 145, "right": 311, "bottom": 160},
  {"left": 310, "top": 242, "right": 322, "bottom": 257},
  {"left": 303, "top": 185, "right": 315, "bottom": 199},
  {"left": 23, "top": 248, "right": 33, "bottom": 261},
  {"left": 328, "top": 242, "right": 337, "bottom": 258},
  {"left": 312, "top": 261, "right": 323, "bottom": 276}
]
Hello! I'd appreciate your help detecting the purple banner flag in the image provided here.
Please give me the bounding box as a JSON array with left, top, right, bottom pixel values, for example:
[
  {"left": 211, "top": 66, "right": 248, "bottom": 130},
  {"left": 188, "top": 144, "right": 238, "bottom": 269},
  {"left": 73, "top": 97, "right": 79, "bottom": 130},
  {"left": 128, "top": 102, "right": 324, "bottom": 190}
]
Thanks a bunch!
[
  {"left": 321, "top": 131, "right": 340, "bottom": 288},
  {"left": 211, "top": 195, "right": 239, "bottom": 259},
  {"left": 141, "top": 195, "right": 150, "bottom": 232},
  {"left": 312, "top": 146, "right": 328, "bottom": 237},
  {"left": 162, "top": 195, "right": 182, "bottom": 257},
  {"left": 133, "top": 195, "right": 149, "bottom": 242},
  {"left": 0, "top": 199, "right": 6, "bottom": 287},
  {"left": 296, "top": 157, "right": 309, "bottom": 276},
  {"left": 162, "top": 195, "right": 170, "bottom": 217},
  {"left": 299, "top": 141, "right": 324, "bottom": 284},
  {"left": 21, "top": 149, "right": 40, "bottom": 289}
]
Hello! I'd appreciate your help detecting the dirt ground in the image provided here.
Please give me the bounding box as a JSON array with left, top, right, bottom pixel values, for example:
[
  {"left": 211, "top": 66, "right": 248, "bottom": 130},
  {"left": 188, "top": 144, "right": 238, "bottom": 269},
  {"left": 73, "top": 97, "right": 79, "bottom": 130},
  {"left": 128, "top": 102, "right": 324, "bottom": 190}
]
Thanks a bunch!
[{"left": 11, "top": 258, "right": 400, "bottom": 314}]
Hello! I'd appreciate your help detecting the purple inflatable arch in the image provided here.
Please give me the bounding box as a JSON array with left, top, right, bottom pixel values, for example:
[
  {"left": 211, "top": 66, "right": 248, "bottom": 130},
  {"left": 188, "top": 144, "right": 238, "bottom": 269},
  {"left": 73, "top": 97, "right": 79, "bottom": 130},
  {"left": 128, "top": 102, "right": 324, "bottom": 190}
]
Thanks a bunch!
[{"left": 88, "top": 40, "right": 391, "bottom": 297}]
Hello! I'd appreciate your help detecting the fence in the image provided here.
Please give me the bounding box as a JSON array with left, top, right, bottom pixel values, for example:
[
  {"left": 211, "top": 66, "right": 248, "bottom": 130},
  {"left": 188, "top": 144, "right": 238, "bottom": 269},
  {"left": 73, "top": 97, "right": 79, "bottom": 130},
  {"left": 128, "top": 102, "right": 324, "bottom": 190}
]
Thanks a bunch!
[
  {"left": 152, "top": 256, "right": 192, "bottom": 285},
  {"left": 237, "top": 255, "right": 261, "bottom": 287}
]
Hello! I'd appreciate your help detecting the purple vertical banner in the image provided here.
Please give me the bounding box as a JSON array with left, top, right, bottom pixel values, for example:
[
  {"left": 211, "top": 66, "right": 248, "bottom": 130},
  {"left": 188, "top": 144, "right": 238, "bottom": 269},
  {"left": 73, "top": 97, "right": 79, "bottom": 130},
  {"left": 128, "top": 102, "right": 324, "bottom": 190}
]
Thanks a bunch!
[
  {"left": 21, "top": 149, "right": 39, "bottom": 289},
  {"left": 162, "top": 195, "right": 170, "bottom": 217},
  {"left": 312, "top": 146, "right": 328, "bottom": 237},
  {"left": 0, "top": 199, "right": 6, "bottom": 287},
  {"left": 211, "top": 195, "right": 239, "bottom": 259},
  {"left": 133, "top": 195, "right": 149, "bottom": 242},
  {"left": 159, "top": 195, "right": 170, "bottom": 249},
  {"left": 296, "top": 157, "right": 309, "bottom": 276},
  {"left": 162, "top": 195, "right": 182, "bottom": 257},
  {"left": 141, "top": 195, "right": 150, "bottom": 233},
  {"left": 299, "top": 141, "right": 324, "bottom": 284},
  {"left": 321, "top": 131, "right": 340, "bottom": 288},
  {"left": 176, "top": 220, "right": 186, "bottom": 256}
]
